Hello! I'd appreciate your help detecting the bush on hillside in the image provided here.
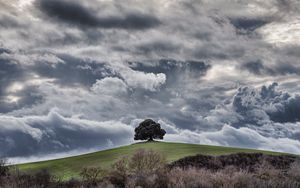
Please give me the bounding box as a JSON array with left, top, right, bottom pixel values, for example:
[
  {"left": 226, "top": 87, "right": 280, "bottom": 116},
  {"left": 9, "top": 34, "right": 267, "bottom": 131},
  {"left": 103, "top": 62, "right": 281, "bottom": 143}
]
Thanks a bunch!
[
  {"left": 169, "top": 153, "right": 297, "bottom": 172},
  {"left": 109, "top": 149, "right": 166, "bottom": 187},
  {"left": 288, "top": 160, "right": 300, "bottom": 182},
  {"left": 80, "top": 167, "right": 106, "bottom": 186},
  {"left": 0, "top": 159, "right": 9, "bottom": 177}
]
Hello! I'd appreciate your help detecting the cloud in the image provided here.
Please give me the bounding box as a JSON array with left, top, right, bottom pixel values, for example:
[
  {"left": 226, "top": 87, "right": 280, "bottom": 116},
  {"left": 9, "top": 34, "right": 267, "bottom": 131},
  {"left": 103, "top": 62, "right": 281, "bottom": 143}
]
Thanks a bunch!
[
  {"left": 0, "top": 0, "right": 300, "bottom": 160},
  {"left": 0, "top": 47, "right": 11, "bottom": 54},
  {"left": 0, "top": 57, "right": 24, "bottom": 96},
  {"left": 196, "top": 83, "right": 300, "bottom": 151},
  {"left": 0, "top": 109, "right": 133, "bottom": 158},
  {"left": 128, "top": 59, "right": 211, "bottom": 90},
  {"left": 242, "top": 59, "right": 300, "bottom": 76},
  {"left": 32, "top": 54, "right": 116, "bottom": 87},
  {"left": 37, "top": 0, "right": 161, "bottom": 30},
  {"left": 199, "top": 125, "right": 300, "bottom": 154},
  {"left": 91, "top": 77, "right": 128, "bottom": 96},
  {"left": 161, "top": 120, "right": 300, "bottom": 154},
  {"left": 230, "top": 18, "right": 268, "bottom": 31},
  {"left": 2, "top": 70, "right": 300, "bottom": 159},
  {"left": 5, "top": 59, "right": 212, "bottom": 130},
  {"left": 129, "top": 59, "right": 211, "bottom": 77},
  {"left": 0, "top": 53, "right": 44, "bottom": 113},
  {"left": 230, "top": 83, "right": 300, "bottom": 124},
  {"left": 118, "top": 67, "right": 166, "bottom": 91},
  {"left": 135, "top": 41, "right": 180, "bottom": 57}
]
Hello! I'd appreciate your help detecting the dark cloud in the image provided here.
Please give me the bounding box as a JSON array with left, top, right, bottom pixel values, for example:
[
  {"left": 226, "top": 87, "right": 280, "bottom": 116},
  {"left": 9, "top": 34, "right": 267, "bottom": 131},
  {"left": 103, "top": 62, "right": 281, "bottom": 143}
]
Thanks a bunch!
[
  {"left": 274, "top": 0, "right": 300, "bottom": 15},
  {"left": 126, "top": 59, "right": 213, "bottom": 129},
  {"left": 33, "top": 54, "right": 117, "bottom": 87},
  {"left": 0, "top": 48, "right": 11, "bottom": 54},
  {"left": 0, "top": 58, "right": 24, "bottom": 112},
  {"left": 135, "top": 41, "right": 180, "bottom": 56},
  {"left": 0, "top": 110, "right": 133, "bottom": 158},
  {"left": 0, "top": 51, "right": 98, "bottom": 114},
  {"left": 242, "top": 60, "right": 300, "bottom": 76},
  {"left": 37, "top": 0, "right": 161, "bottom": 30},
  {"left": 230, "top": 18, "right": 268, "bottom": 31},
  {"left": 281, "top": 45, "right": 300, "bottom": 58},
  {"left": 0, "top": 55, "right": 44, "bottom": 113},
  {"left": 127, "top": 59, "right": 212, "bottom": 111},
  {"left": 0, "top": 86, "right": 43, "bottom": 114},
  {"left": 0, "top": 60, "right": 23, "bottom": 86},
  {"left": 274, "top": 64, "right": 300, "bottom": 76},
  {"left": 261, "top": 84, "right": 300, "bottom": 123},
  {"left": 0, "top": 12, "right": 24, "bottom": 28},
  {"left": 193, "top": 43, "right": 246, "bottom": 60},
  {"left": 214, "top": 83, "right": 300, "bottom": 126},
  {"left": 128, "top": 59, "right": 210, "bottom": 89},
  {"left": 129, "top": 59, "right": 211, "bottom": 78},
  {"left": 242, "top": 60, "right": 274, "bottom": 75},
  {"left": 191, "top": 83, "right": 300, "bottom": 153}
]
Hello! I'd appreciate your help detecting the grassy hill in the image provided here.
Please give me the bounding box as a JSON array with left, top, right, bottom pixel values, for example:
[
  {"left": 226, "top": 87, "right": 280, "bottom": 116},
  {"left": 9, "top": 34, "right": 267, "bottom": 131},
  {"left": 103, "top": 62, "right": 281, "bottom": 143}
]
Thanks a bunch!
[{"left": 17, "top": 141, "right": 286, "bottom": 180}]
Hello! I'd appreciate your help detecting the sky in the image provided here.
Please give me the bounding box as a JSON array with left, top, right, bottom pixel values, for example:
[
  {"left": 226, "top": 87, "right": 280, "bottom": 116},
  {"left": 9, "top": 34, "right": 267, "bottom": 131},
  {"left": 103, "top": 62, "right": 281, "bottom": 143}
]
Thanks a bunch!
[{"left": 0, "top": 0, "right": 300, "bottom": 163}]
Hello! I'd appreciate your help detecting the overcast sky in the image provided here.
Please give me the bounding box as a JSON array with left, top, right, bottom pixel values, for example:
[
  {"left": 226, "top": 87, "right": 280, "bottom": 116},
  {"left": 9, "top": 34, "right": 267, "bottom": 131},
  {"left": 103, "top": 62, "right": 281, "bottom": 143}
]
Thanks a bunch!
[{"left": 0, "top": 0, "right": 300, "bottom": 162}]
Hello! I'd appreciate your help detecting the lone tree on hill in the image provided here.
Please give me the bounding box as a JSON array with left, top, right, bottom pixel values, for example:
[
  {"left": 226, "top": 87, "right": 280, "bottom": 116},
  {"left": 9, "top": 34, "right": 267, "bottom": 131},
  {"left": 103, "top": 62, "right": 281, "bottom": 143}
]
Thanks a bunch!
[{"left": 134, "top": 119, "right": 166, "bottom": 142}]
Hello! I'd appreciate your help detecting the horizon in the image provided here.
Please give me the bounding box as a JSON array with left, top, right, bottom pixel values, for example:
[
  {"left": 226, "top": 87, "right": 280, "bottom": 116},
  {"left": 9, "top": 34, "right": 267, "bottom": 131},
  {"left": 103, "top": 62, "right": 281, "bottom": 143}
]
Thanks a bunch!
[{"left": 1, "top": 0, "right": 300, "bottom": 162}]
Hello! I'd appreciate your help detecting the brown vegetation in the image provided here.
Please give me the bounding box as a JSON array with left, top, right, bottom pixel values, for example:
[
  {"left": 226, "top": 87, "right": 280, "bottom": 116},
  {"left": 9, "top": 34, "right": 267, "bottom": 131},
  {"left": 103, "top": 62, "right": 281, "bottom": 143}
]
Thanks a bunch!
[{"left": 0, "top": 150, "right": 299, "bottom": 188}]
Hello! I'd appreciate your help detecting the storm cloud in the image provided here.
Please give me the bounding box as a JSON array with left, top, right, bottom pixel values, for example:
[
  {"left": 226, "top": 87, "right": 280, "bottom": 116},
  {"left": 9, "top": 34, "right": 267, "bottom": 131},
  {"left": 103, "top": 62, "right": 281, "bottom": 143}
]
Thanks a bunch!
[
  {"left": 37, "top": 0, "right": 161, "bottom": 29},
  {"left": 230, "top": 18, "right": 269, "bottom": 31},
  {"left": 242, "top": 60, "right": 300, "bottom": 76},
  {"left": 0, "top": 0, "right": 300, "bottom": 160},
  {"left": 0, "top": 109, "right": 133, "bottom": 158}
]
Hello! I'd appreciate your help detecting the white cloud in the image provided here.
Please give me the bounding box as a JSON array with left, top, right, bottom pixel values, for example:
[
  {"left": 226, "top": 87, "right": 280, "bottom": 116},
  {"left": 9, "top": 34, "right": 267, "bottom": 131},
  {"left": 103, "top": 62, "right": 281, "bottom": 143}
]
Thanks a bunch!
[
  {"left": 258, "top": 20, "right": 300, "bottom": 47},
  {"left": 91, "top": 77, "right": 128, "bottom": 96},
  {"left": 120, "top": 68, "right": 166, "bottom": 91},
  {"left": 163, "top": 123, "right": 300, "bottom": 154}
]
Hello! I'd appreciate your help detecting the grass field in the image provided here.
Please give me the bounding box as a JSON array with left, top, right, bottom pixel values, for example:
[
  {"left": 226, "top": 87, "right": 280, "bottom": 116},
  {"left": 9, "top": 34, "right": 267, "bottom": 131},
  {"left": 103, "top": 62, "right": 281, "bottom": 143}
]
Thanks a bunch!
[{"left": 17, "top": 141, "right": 285, "bottom": 180}]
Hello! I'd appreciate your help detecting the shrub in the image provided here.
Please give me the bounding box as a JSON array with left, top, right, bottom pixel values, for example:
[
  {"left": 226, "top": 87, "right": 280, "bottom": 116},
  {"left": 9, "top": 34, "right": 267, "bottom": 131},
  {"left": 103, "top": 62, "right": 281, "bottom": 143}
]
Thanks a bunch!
[
  {"left": 0, "top": 159, "right": 9, "bottom": 177},
  {"left": 254, "top": 160, "right": 283, "bottom": 181},
  {"left": 129, "top": 149, "right": 166, "bottom": 174},
  {"left": 109, "top": 149, "right": 166, "bottom": 188},
  {"left": 167, "top": 168, "right": 212, "bottom": 188},
  {"left": 109, "top": 156, "right": 130, "bottom": 187},
  {"left": 80, "top": 166, "right": 106, "bottom": 186},
  {"left": 288, "top": 160, "right": 300, "bottom": 182},
  {"left": 34, "top": 169, "right": 52, "bottom": 187}
]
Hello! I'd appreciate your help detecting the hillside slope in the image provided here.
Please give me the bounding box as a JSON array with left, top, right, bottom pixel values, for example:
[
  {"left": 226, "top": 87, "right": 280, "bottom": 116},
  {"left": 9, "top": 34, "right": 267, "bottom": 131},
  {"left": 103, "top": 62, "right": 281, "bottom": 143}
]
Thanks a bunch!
[{"left": 17, "top": 142, "right": 285, "bottom": 179}]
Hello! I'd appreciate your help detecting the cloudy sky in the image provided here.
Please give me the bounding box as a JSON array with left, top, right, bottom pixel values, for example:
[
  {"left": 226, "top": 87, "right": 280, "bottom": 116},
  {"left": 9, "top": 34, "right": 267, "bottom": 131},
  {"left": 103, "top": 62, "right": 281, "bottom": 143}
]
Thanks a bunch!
[{"left": 0, "top": 0, "right": 300, "bottom": 162}]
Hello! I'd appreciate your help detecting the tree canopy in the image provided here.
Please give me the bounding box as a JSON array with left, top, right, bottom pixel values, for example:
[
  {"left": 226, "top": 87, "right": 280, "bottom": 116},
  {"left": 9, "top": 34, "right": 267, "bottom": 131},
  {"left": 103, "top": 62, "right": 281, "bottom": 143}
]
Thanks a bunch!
[{"left": 134, "top": 119, "right": 166, "bottom": 141}]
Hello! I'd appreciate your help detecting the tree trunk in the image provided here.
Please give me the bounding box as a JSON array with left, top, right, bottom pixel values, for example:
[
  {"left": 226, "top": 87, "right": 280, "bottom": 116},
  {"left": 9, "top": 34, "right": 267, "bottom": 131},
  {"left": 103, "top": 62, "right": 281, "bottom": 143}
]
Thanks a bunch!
[{"left": 148, "top": 137, "right": 154, "bottom": 142}]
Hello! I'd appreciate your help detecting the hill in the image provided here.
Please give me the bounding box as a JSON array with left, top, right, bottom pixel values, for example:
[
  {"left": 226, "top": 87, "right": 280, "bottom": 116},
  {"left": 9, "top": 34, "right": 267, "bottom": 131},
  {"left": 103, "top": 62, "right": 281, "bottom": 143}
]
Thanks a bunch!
[{"left": 17, "top": 141, "right": 286, "bottom": 180}]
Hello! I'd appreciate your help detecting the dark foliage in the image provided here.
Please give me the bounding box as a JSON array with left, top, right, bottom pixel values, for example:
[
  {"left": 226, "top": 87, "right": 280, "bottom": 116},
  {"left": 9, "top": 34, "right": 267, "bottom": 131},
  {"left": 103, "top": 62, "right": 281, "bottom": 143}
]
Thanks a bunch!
[
  {"left": 134, "top": 119, "right": 166, "bottom": 141},
  {"left": 169, "top": 153, "right": 297, "bottom": 172},
  {"left": 0, "top": 159, "right": 9, "bottom": 177}
]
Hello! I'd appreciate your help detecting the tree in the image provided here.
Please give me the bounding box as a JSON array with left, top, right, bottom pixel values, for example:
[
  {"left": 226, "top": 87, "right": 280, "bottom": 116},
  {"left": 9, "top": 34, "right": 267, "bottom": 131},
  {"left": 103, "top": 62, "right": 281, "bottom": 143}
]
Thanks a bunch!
[{"left": 134, "top": 119, "right": 166, "bottom": 141}]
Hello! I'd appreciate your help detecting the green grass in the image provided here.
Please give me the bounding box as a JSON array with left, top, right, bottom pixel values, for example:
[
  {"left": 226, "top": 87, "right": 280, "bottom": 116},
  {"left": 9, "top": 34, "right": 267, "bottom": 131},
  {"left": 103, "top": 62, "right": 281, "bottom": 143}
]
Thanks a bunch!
[{"left": 17, "top": 141, "right": 286, "bottom": 180}]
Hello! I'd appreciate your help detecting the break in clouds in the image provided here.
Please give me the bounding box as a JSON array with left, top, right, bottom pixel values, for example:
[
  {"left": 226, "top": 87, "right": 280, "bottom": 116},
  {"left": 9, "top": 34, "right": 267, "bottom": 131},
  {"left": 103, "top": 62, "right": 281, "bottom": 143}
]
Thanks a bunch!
[{"left": 0, "top": 0, "right": 300, "bottom": 162}]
